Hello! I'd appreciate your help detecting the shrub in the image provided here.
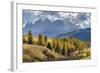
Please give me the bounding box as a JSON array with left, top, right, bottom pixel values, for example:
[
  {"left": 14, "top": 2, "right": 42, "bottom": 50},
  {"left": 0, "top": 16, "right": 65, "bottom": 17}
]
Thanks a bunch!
[{"left": 23, "top": 55, "right": 34, "bottom": 62}]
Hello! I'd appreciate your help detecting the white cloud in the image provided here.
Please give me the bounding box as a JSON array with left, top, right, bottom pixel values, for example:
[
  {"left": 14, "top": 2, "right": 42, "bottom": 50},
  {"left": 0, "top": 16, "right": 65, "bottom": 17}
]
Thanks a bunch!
[
  {"left": 75, "top": 23, "right": 80, "bottom": 26},
  {"left": 32, "top": 11, "right": 42, "bottom": 16},
  {"left": 77, "top": 20, "right": 90, "bottom": 29},
  {"left": 58, "top": 12, "right": 69, "bottom": 18},
  {"left": 30, "top": 11, "right": 63, "bottom": 22},
  {"left": 80, "top": 23, "right": 84, "bottom": 29},
  {"left": 58, "top": 12, "right": 79, "bottom": 24},
  {"left": 23, "top": 10, "right": 91, "bottom": 29},
  {"left": 76, "top": 23, "right": 85, "bottom": 29},
  {"left": 47, "top": 15, "right": 54, "bottom": 22},
  {"left": 84, "top": 20, "right": 89, "bottom": 25},
  {"left": 58, "top": 12, "right": 78, "bottom": 18},
  {"left": 23, "top": 23, "right": 26, "bottom": 28},
  {"left": 46, "top": 15, "right": 63, "bottom": 22}
]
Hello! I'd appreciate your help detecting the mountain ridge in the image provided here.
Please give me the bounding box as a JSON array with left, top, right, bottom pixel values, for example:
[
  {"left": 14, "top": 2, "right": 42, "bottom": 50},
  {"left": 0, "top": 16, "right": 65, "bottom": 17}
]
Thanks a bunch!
[
  {"left": 23, "top": 19, "right": 78, "bottom": 37},
  {"left": 56, "top": 28, "right": 91, "bottom": 41}
]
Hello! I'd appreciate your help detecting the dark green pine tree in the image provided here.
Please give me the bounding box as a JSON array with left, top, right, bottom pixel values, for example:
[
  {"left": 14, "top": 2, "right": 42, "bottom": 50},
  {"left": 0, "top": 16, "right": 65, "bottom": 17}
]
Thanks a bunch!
[
  {"left": 44, "top": 35, "right": 48, "bottom": 47},
  {"left": 47, "top": 42, "right": 53, "bottom": 50},
  {"left": 38, "top": 33, "right": 45, "bottom": 46},
  {"left": 28, "top": 31, "right": 33, "bottom": 44}
]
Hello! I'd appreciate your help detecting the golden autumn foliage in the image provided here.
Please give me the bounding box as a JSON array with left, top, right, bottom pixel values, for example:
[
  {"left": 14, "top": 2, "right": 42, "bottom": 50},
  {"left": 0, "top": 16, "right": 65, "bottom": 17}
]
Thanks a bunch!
[{"left": 23, "top": 31, "right": 91, "bottom": 62}]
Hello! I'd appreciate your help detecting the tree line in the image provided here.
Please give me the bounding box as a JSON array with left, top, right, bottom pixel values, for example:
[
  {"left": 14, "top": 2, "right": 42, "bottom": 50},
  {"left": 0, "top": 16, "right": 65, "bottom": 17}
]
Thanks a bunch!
[{"left": 23, "top": 31, "right": 91, "bottom": 57}]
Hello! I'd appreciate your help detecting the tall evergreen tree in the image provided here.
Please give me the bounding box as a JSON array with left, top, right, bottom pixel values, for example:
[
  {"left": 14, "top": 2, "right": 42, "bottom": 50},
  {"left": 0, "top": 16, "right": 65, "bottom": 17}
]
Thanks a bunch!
[
  {"left": 38, "top": 33, "right": 45, "bottom": 46},
  {"left": 47, "top": 42, "right": 53, "bottom": 50},
  {"left": 28, "top": 31, "right": 33, "bottom": 44},
  {"left": 62, "top": 42, "right": 67, "bottom": 55},
  {"left": 23, "top": 36, "right": 26, "bottom": 43},
  {"left": 44, "top": 35, "right": 48, "bottom": 47}
]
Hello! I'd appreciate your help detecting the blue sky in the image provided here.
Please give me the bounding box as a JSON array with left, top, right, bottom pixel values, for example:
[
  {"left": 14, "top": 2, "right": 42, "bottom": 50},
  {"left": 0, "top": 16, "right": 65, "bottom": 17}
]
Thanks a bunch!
[{"left": 22, "top": 10, "right": 91, "bottom": 29}]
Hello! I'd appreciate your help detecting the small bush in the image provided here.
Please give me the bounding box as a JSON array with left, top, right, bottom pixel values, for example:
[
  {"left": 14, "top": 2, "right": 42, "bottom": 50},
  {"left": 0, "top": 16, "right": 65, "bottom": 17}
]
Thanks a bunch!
[{"left": 23, "top": 55, "right": 34, "bottom": 62}]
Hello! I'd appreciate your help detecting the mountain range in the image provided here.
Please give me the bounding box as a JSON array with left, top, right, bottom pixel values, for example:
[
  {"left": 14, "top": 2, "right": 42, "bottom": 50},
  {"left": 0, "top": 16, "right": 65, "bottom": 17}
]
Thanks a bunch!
[
  {"left": 56, "top": 28, "right": 91, "bottom": 41},
  {"left": 23, "top": 19, "right": 78, "bottom": 36},
  {"left": 23, "top": 19, "right": 91, "bottom": 41}
]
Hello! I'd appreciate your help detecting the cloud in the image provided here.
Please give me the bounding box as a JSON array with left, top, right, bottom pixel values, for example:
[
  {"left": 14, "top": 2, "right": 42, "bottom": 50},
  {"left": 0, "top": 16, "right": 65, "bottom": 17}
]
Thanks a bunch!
[
  {"left": 23, "top": 10, "right": 91, "bottom": 29},
  {"left": 46, "top": 15, "right": 63, "bottom": 22},
  {"left": 58, "top": 12, "right": 78, "bottom": 18},
  {"left": 32, "top": 11, "right": 42, "bottom": 16},
  {"left": 30, "top": 11, "right": 63, "bottom": 22},
  {"left": 23, "top": 23, "right": 26, "bottom": 28},
  {"left": 75, "top": 13, "right": 91, "bottom": 29}
]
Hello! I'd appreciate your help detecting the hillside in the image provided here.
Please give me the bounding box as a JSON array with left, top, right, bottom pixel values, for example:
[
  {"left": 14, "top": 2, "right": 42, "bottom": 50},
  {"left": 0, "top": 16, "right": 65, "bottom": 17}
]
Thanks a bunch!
[
  {"left": 23, "top": 44, "right": 65, "bottom": 62},
  {"left": 56, "top": 28, "right": 91, "bottom": 41},
  {"left": 23, "top": 43, "right": 91, "bottom": 62}
]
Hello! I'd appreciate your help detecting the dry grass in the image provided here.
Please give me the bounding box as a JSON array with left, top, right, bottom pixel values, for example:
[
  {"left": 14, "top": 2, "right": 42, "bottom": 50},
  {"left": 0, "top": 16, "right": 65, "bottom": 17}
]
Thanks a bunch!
[
  {"left": 23, "top": 43, "right": 91, "bottom": 62},
  {"left": 23, "top": 44, "right": 65, "bottom": 62}
]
